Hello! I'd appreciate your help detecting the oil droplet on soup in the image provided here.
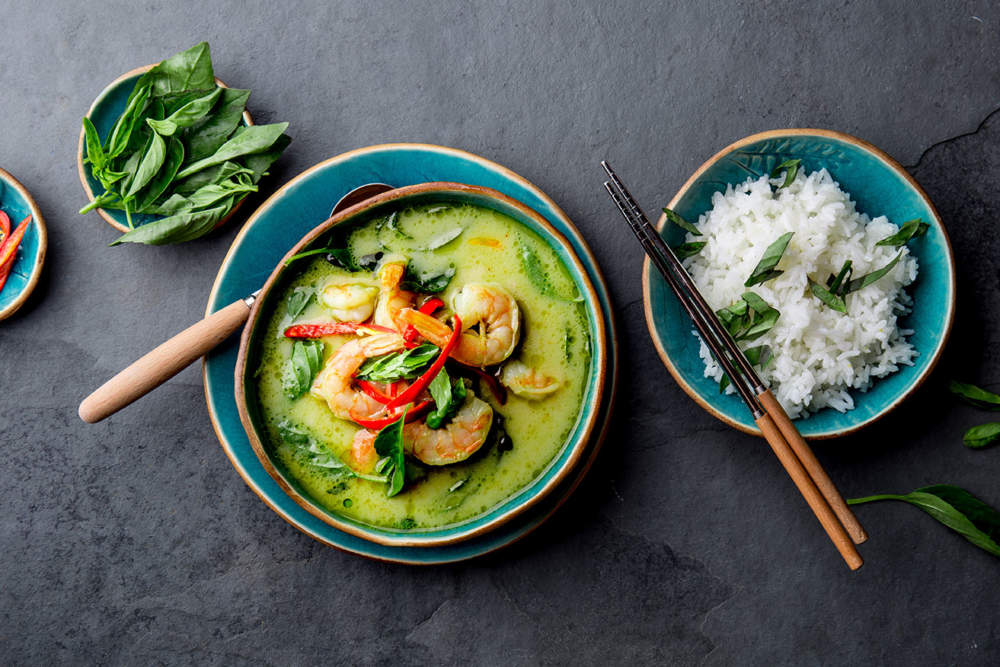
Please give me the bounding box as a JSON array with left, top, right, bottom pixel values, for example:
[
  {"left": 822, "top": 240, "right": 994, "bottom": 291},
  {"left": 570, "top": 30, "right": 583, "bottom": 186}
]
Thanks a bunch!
[{"left": 253, "top": 203, "right": 592, "bottom": 530}]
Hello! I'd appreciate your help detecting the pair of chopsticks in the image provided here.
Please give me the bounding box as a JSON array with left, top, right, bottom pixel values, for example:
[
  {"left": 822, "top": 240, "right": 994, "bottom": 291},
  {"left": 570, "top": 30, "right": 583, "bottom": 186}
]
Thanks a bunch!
[{"left": 601, "top": 161, "right": 867, "bottom": 570}]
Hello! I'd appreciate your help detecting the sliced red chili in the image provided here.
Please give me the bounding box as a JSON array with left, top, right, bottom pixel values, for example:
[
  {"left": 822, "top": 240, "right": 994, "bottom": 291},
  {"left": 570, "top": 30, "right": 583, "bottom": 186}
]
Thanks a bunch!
[
  {"left": 351, "top": 400, "right": 432, "bottom": 430},
  {"left": 284, "top": 322, "right": 396, "bottom": 338},
  {"left": 386, "top": 315, "right": 462, "bottom": 410},
  {"left": 357, "top": 380, "right": 392, "bottom": 404},
  {"left": 0, "top": 215, "right": 30, "bottom": 295}
]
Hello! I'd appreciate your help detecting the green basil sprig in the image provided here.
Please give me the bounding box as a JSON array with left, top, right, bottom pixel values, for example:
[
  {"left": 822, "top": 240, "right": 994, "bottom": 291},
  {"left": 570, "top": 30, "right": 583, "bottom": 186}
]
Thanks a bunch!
[
  {"left": 716, "top": 291, "right": 781, "bottom": 342},
  {"left": 963, "top": 423, "right": 1000, "bottom": 449},
  {"left": 744, "top": 232, "right": 793, "bottom": 287},
  {"left": 849, "top": 485, "right": 1000, "bottom": 558},
  {"left": 719, "top": 344, "right": 772, "bottom": 393},
  {"left": 426, "top": 368, "right": 467, "bottom": 429},
  {"left": 80, "top": 42, "right": 291, "bottom": 245},
  {"left": 949, "top": 381, "right": 1000, "bottom": 410},
  {"left": 356, "top": 344, "right": 438, "bottom": 383},
  {"left": 373, "top": 407, "right": 408, "bottom": 497},
  {"left": 807, "top": 253, "right": 903, "bottom": 313},
  {"left": 673, "top": 241, "right": 706, "bottom": 260},
  {"left": 662, "top": 207, "right": 701, "bottom": 236},
  {"left": 401, "top": 264, "right": 456, "bottom": 294},
  {"left": 285, "top": 287, "right": 313, "bottom": 321},
  {"left": 282, "top": 340, "right": 324, "bottom": 399},
  {"left": 875, "top": 218, "right": 929, "bottom": 247},
  {"left": 769, "top": 158, "right": 801, "bottom": 190}
]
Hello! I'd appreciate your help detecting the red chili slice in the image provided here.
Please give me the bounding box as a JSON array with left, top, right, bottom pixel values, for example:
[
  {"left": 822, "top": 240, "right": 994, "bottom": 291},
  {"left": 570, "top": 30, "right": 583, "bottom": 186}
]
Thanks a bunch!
[
  {"left": 357, "top": 380, "right": 392, "bottom": 404},
  {"left": 0, "top": 215, "right": 30, "bottom": 295},
  {"left": 386, "top": 315, "right": 462, "bottom": 410},
  {"left": 283, "top": 322, "right": 396, "bottom": 338}
]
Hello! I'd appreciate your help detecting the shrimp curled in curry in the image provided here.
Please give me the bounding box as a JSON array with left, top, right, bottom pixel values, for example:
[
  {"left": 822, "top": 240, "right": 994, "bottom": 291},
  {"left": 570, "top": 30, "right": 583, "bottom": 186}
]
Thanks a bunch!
[
  {"left": 310, "top": 333, "right": 405, "bottom": 422},
  {"left": 349, "top": 395, "right": 494, "bottom": 470},
  {"left": 400, "top": 282, "right": 520, "bottom": 367}
]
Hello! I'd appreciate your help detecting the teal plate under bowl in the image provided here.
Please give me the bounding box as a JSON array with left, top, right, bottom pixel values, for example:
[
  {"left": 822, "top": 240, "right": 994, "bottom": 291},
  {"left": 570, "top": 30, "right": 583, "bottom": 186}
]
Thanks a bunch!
[
  {"left": 77, "top": 66, "right": 251, "bottom": 233},
  {"left": 204, "top": 144, "right": 618, "bottom": 563},
  {"left": 642, "top": 129, "right": 955, "bottom": 439},
  {"left": 0, "top": 168, "right": 47, "bottom": 320}
]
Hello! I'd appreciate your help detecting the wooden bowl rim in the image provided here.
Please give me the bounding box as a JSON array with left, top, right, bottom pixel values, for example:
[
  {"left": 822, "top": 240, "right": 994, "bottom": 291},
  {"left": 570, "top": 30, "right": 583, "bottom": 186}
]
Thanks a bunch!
[
  {"left": 0, "top": 167, "right": 48, "bottom": 321},
  {"left": 641, "top": 127, "right": 957, "bottom": 439},
  {"left": 233, "top": 180, "right": 610, "bottom": 547},
  {"left": 76, "top": 64, "right": 255, "bottom": 234}
]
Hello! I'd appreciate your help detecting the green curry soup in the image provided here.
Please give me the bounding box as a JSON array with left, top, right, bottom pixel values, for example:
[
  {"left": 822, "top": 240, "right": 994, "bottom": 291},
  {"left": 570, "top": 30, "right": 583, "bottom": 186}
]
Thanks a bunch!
[{"left": 252, "top": 203, "right": 591, "bottom": 530}]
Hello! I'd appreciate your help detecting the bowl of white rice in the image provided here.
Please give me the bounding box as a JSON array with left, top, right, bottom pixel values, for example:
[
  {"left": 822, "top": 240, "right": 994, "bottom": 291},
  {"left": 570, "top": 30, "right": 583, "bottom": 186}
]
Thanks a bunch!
[{"left": 642, "top": 129, "right": 956, "bottom": 438}]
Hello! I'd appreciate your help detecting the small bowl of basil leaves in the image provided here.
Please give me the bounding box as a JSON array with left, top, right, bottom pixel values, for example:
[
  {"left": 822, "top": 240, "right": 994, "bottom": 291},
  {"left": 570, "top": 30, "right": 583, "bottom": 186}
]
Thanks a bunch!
[{"left": 77, "top": 42, "right": 291, "bottom": 246}]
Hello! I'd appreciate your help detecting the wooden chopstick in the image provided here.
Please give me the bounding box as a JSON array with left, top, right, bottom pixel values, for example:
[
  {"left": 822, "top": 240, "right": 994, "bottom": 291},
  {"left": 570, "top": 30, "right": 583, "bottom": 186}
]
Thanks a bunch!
[{"left": 602, "top": 162, "right": 865, "bottom": 569}]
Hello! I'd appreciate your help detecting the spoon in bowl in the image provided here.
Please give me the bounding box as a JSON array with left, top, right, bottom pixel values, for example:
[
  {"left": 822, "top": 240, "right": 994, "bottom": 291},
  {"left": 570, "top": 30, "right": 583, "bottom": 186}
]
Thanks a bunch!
[{"left": 78, "top": 182, "right": 394, "bottom": 423}]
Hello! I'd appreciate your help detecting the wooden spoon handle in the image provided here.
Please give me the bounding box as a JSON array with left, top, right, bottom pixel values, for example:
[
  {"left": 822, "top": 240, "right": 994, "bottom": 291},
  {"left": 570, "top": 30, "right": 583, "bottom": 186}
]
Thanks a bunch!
[
  {"left": 78, "top": 299, "right": 250, "bottom": 423},
  {"left": 755, "top": 413, "right": 863, "bottom": 571},
  {"left": 758, "top": 389, "right": 868, "bottom": 545}
]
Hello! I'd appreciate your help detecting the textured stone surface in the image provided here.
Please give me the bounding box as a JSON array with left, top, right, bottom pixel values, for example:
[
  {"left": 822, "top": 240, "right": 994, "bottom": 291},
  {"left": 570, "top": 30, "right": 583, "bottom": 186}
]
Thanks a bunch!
[{"left": 2, "top": 1, "right": 999, "bottom": 664}]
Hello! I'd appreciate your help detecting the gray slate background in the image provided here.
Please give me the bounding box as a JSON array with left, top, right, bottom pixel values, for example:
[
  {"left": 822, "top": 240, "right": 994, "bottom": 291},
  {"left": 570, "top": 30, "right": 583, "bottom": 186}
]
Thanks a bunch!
[{"left": 2, "top": 0, "right": 999, "bottom": 664}]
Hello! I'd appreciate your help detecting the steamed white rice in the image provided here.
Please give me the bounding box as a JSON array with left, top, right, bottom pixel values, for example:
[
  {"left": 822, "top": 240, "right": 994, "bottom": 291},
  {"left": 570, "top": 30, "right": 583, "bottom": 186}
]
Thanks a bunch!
[{"left": 684, "top": 168, "right": 918, "bottom": 418}]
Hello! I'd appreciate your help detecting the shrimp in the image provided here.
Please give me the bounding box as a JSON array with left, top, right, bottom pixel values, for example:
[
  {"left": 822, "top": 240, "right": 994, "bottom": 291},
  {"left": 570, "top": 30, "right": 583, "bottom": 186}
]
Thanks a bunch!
[
  {"left": 399, "top": 283, "right": 520, "bottom": 367},
  {"left": 349, "top": 395, "right": 494, "bottom": 470},
  {"left": 501, "top": 360, "right": 560, "bottom": 399},
  {"left": 311, "top": 333, "right": 404, "bottom": 421},
  {"left": 373, "top": 260, "right": 415, "bottom": 333},
  {"left": 320, "top": 279, "right": 378, "bottom": 322}
]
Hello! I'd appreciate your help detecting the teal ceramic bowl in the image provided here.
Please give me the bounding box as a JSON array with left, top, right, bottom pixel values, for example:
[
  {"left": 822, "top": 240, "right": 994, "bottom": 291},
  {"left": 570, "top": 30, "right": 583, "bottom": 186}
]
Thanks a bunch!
[
  {"left": 234, "top": 181, "right": 609, "bottom": 548},
  {"left": 642, "top": 128, "right": 955, "bottom": 439},
  {"left": 76, "top": 65, "right": 252, "bottom": 233},
  {"left": 0, "top": 167, "right": 47, "bottom": 320}
]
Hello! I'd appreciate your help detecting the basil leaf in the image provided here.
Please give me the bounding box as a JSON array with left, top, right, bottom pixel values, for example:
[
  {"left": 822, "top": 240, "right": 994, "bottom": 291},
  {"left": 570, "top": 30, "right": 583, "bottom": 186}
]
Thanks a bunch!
[
  {"left": 356, "top": 344, "right": 439, "bottom": 382},
  {"left": 401, "top": 264, "right": 456, "bottom": 294},
  {"left": 662, "top": 208, "right": 701, "bottom": 236},
  {"left": 963, "top": 423, "right": 1000, "bottom": 449},
  {"left": 146, "top": 87, "right": 222, "bottom": 136},
  {"left": 176, "top": 122, "right": 289, "bottom": 179},
  {"left": 134, "top": 136, "right": 185, "bottom": 212},
  {"left": 82, "top": 117, "right": 107, "bottom": 170},
  {"left": 172, "top": 160, "right": 253, "bottom": 195},
  {"left": 808, "top": 278, "right": 848, "bottom": 313},
  {"left": 948, "top": 381, "right": 1000, "bottom": 410},
  {"left": 422, "top": 227, "right": 463, "bottom": 251},
  {"left": 109, "top": 203, "right": 229, "bottom": 246},
  {"left": 770, "top": 158, "right": 801, "bottom": 190},
  {"left": 286, "top": 287, "right": 313, "bottom": 321},
  {"left": 715, "top": 293, "right": 780, "bottom": 342},
  {"left": 744, "top": 232, "right": 793, "bottom": 287},
  {"left": 372, "top": 407, "right": 408, "bottom": 497},
  {"left": 243, "top": 133, "right": 292, "bottom": 183},
  {"left": 844, "top": 252, "right": 902, "bottom": 293},
  {"left": 377, "top": 211, "right": 411, "bottom": 240},
  {"left": 426, "top": 367, "right": 453, "bottom": 429},
  {"left": 123, "top": 131, "right": 167, "bottom": 200},
  {"left": 183, "top": 87, "right": 251, "bottom": 161},
  {"left": 139, "top": 42, "right": 215, "bottom": 97},
  {"left": 849, "top": 485, "right": 1000, "bottom": 558},
  {"left": 875, "top": 218, "right": 929, "bottom": 247},
  {"left": 282, "top": 339, "right": 324, "bottom": 399},
  {"left": 673, "top": 241, "right": 706, "bottom": 260},
  {"left": 827, "top": 260, "right": 853, "bottom": 296},
  {"left": 105, "top": 84, "right": 151, "bottom": 160},
  {"left": 720, "top": 344, "right": 772, "bottom": 392}
]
